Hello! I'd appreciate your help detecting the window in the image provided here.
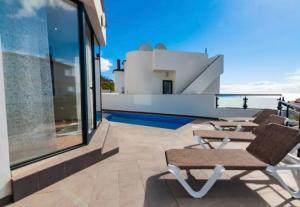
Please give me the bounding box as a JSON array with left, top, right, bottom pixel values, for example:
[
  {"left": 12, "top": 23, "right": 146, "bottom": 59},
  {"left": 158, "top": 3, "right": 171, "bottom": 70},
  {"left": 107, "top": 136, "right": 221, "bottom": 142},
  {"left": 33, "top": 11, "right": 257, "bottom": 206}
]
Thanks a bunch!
[
  {"left": 163, "top": 80, "right": 173, "bottom": 94},
  {"left": 0, "top": 0, "right": 83, "bottom": 166}
]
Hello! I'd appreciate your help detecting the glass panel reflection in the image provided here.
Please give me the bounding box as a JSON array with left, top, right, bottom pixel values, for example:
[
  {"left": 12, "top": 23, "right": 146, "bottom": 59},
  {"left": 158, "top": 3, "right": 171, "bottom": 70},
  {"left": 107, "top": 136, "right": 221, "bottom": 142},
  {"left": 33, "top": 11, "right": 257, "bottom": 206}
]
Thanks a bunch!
[{"left": 0, "top": 0, "right": 83, "bottom": 165}]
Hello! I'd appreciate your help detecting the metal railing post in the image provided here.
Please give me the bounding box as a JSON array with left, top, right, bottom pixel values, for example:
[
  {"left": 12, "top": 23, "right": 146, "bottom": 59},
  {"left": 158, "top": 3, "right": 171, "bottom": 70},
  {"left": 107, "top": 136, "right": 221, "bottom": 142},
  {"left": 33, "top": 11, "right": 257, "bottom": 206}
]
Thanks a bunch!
[
  {"left": 243, "top": 96, "right": 248, "bottom": 109},
  {"left": 299, "top": 112, "right": 300, "bottom": 130},
  {"left": 298, "top": 112, "right": 300, "bottom": 158},
  {"left": 298, "top": 114, "right": 300, "bottom": 157},
  {"left": 277, "top": 98, "right": 282, "bottom": 116},
  {"left": 216, "top": 96, "right": 219, "bottom": 108}
]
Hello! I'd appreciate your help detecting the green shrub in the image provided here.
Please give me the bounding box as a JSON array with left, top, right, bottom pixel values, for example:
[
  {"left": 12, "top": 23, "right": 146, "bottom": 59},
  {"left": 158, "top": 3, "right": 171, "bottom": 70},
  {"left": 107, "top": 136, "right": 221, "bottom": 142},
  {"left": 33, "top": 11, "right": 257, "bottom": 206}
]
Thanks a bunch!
[{"left": 101, "top": 76, "right": 114, "bottom": 91}]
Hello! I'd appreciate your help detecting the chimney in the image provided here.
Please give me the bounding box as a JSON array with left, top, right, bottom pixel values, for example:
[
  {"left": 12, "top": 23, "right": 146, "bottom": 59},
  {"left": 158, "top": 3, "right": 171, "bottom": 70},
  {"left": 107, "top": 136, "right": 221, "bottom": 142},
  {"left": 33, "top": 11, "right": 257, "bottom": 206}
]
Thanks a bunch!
[
  {"left": 117, "top": 59, "right": 121, "bottom": 70},
  {"left": 113, "top": 59, "right": 124, "bottom": 73}
]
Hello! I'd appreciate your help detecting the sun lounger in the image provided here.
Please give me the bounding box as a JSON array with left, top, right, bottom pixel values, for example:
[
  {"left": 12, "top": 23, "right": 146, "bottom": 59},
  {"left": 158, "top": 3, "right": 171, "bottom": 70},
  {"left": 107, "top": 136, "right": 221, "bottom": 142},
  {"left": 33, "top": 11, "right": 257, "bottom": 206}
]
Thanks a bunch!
[
  {"left": 194, "top": 115, "right": 287, "bottom": 149},
  {"left": 210, "top": 121, "right": 258, "bottom": 131},
  {"left": 219, "top": 116, "right": 255, "bottom": 122},
  {"left": 193, "top": 130, "right": 255, "bottom": 149},
  {"left": 219, "top": 109, "right": 277, "bottom": 123},
  {"left": 210, "top": 109, "right": 278, "bottom": 131},
  {"left": 166, "top": 124, "right": 300, "bottom": 198}
]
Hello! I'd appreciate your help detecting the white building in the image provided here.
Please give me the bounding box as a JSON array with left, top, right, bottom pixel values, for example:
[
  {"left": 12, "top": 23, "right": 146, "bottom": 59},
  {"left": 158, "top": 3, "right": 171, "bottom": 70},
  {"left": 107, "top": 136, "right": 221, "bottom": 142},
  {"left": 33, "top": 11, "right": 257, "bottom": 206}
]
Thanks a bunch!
[
  {"left": 114, "top": 43, "right": 224, "bottom": 95},
  {"left": 113, "top": 59, "right": 125, "bottom": 93}
]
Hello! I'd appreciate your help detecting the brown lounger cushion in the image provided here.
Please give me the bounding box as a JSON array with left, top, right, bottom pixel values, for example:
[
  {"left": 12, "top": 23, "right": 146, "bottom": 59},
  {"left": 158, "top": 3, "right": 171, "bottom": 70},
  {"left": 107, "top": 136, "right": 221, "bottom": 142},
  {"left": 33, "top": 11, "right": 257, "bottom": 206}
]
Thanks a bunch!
[
  {"left": 253, "top": 109, "right": 277, "bottom": 124},
  {"left": 165, "top": 149, "right": 267, "bottom": 170},
  {"left": 247, "top": 124, "right": 300, "bottom": 165},
  {"left": 193, "top": 130, "right": 255, "bottom": 142},
  {"left": 253, "top": 115, "right": 286, "bottom": 135}
]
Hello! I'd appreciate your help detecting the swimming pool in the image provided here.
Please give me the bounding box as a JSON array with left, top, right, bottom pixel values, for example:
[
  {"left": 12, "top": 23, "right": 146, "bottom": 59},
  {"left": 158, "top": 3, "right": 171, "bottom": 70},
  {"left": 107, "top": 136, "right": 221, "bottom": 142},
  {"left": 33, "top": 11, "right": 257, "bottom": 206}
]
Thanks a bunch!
[{"left": 105, "top": 111, "right": 195, "bottom": 129}]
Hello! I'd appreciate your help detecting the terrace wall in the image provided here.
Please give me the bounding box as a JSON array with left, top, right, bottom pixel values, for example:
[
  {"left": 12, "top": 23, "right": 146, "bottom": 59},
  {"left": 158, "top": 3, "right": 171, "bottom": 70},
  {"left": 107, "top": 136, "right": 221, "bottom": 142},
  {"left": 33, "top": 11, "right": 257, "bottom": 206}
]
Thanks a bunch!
[{"left": 102, "top": 94, "right": 258, "bottom": 118}]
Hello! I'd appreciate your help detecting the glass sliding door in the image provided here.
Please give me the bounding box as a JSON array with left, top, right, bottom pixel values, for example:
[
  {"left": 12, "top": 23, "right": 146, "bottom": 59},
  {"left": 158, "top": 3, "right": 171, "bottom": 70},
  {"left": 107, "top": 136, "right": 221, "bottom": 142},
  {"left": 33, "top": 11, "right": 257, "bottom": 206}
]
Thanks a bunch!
[
  {"left": 47, "top": 1, "right": 83, "bottom": 151},
  {"left": 0, "top": 0, "right": 83, "bottom": 166},
  {"left": 94, "top": 38, "right": 102, "bottom": 125},
  {"left": 84, "top": 18, "right": 95, "bottom": 134}
]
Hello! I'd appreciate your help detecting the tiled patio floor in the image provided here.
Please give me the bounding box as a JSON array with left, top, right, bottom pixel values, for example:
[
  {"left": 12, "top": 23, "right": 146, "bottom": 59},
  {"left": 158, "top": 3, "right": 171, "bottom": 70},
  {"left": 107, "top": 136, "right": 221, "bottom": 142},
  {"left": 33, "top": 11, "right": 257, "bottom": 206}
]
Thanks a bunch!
[{"left": 9, "top": 119, "right": 300, "bottom": 207}]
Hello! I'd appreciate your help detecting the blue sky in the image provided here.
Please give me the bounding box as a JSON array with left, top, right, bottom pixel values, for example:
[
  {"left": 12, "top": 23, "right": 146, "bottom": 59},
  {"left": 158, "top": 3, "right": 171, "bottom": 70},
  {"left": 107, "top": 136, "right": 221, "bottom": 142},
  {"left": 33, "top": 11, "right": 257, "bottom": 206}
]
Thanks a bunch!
[{"left": 102, "top": 0, "right": 300, "bottom": 93}]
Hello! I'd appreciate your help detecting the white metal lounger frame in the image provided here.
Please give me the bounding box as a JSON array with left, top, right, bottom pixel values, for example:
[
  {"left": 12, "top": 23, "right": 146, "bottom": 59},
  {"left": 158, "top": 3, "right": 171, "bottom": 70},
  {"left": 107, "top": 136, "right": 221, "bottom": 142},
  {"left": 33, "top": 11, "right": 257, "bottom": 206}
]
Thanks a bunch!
[
  {"left": 168, "top": 150, "right": 300, "bottom": 199},
  {"left": 286, "top": 118, "right": 300, "bottom": 128},
  {"left": 194, "top": 135, "right": 231, "bottom": 149},
  {"left": 168, "top": 164, "right": 225, "bottom": 198},
  {"left": 213, "top": 124, "right": 243, "bottom": 132},
  {"left": 286, "top": 143, "right": 300, "bottom": 163}
]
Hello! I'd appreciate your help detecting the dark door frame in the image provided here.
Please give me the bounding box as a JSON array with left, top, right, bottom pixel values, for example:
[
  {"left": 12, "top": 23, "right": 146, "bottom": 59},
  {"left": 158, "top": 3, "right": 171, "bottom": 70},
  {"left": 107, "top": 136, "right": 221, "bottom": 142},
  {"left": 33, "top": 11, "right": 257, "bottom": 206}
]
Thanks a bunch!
[
  {"left": 83, "top": 10, "right": 102, "bottom": 143},
  {"left": 163, "top": 80, "right": 173, "bottom": 94}
]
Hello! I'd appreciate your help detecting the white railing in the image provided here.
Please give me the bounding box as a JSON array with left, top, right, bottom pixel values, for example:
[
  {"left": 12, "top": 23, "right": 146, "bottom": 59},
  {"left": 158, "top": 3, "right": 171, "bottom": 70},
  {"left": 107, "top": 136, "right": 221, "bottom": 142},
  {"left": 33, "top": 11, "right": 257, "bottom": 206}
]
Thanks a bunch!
[{"left": 215, "top": 93, "right": 282, "bottom": 109}]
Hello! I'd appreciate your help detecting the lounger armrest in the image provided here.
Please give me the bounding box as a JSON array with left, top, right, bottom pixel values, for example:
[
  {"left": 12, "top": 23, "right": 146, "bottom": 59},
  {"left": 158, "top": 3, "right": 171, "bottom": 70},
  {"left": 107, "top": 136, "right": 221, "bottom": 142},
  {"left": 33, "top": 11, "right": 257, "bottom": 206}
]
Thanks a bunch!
[
  {"left": 289, "top": 143, "right": 300, "bottom": 155},
  {"left": 270, "top": 164, "right": 300, "bottom": 170}
]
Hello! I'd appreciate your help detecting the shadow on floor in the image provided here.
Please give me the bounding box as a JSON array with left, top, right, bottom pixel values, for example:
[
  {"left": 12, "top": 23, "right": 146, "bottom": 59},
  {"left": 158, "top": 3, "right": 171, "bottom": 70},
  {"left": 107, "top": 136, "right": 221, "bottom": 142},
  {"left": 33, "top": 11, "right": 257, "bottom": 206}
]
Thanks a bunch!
[
  {"left": 292, "top": 170, "right": 300, "bottom": 190},
  {"left": 143, "top": 170, "right": 299, "bottom": 207},
  {"left": 190, "top": 119, "right": 212, "bottom": 125}
]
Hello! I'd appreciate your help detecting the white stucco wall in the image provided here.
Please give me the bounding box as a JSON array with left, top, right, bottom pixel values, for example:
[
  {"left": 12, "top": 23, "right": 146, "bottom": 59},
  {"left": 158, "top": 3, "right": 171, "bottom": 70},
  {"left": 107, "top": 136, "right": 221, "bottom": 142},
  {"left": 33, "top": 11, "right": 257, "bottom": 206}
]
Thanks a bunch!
[
  {"left": 182, "top": 55, "right": 223, "bottom": 94},
  {"left": 125, "top": 51, "right": 176, "bottom": 94},
  {"left": 152, "top": 49, "right": 211, "bottom": 93},
  {"left": 203, "top": 77, "right": 220, "bottom": 94},
  {"left": 114, "top": 71, "right": 125, "bottom": 94},
  {"left": 80, "top": 0, "right": 106, "bottom": 45},
  {"left": 0, "top": 38, "right": 12, "bottom": 199},
  {"left": 102, "top": 93, "right": 258, "bottom": 118},
  {"left": 124, "top": 49, "right": 223, "bottom": 95}
]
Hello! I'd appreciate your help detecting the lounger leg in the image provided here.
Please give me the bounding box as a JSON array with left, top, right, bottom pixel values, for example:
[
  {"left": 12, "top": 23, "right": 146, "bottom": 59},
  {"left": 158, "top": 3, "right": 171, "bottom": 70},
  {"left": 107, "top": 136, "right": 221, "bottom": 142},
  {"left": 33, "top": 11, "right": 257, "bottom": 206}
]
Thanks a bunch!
[
  {"left": 194, "top": 136, "right": 231, "bottom": 149},
  {"left": 215, "top": 126, "right": 223, "bottom": 131},
  {"left": 214, "top": 125, "right": 242, "bottom": 132},
  {"left": 217, "top": 137, "right": 231, "bottom": 149},
  {"left": 267, "top": 165, "right": 300, "bottom": 198},
  {"left": 194, "top": 136, "right": 208, "bottom": 149},
  {"left": 168, "top": 164, "right": 225, "bottom": 198},
  {"left": 286, "top": 143, "right": 300, "bottom": 163},
  {"left": 235, "top": 125, "right": 242, "bottom": 132}
]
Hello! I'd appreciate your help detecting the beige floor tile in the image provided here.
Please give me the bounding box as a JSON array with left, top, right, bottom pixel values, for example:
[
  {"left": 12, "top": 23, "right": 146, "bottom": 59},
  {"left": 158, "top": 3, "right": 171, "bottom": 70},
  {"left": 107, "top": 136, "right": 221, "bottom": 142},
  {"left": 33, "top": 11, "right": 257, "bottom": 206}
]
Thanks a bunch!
[{"left": 10, "top": 119, "right": 300, "bottom": 207}]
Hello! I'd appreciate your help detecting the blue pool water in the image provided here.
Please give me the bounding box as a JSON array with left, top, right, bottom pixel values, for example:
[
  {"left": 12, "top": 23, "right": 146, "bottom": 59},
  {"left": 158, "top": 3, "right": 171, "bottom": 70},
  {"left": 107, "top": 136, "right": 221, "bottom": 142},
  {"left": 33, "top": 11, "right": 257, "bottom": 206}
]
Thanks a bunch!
[{"left": 105, "top": 111, "right": 195, "bottom": 129}]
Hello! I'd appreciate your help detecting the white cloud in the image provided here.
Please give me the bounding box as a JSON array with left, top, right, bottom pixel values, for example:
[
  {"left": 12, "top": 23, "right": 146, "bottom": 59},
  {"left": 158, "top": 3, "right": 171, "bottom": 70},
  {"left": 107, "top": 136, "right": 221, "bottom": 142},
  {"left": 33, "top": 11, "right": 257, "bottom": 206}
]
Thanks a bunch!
[
  {"left": 286, "top": 69, "right": 300, "bottom": 81},
  {"left": 221, "top": 81, "right": 300, "bottom": 94},
  {"left": 221, "top": 69, "right": 300, "bottom": 95},
  {"left": 101, "top": 57, "right": 113, "bottom": 72},
  {"left": 14, "top": 0, "right": 74, "bottom": 18}
]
